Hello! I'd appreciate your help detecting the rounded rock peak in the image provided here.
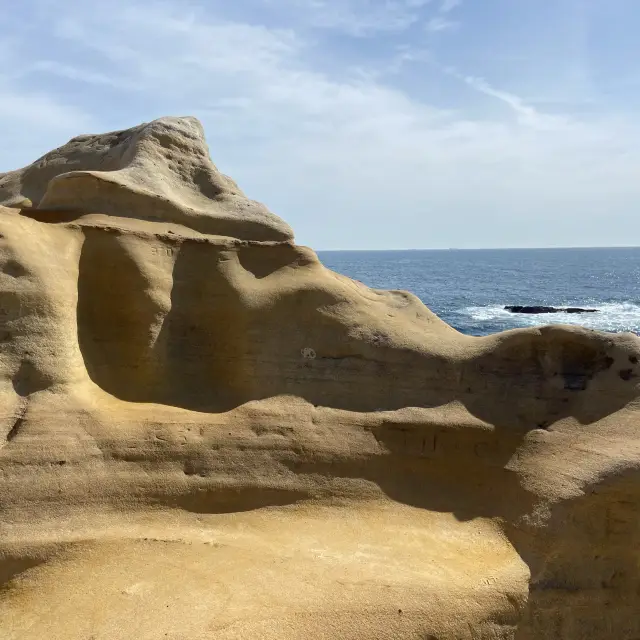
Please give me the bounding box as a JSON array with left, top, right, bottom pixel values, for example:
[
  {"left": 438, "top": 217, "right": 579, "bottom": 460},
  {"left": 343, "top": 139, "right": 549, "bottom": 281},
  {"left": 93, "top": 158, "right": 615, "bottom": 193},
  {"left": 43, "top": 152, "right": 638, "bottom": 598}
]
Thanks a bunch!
[{"left": 0, "top": 116, "right": 294, "bottom": 242}]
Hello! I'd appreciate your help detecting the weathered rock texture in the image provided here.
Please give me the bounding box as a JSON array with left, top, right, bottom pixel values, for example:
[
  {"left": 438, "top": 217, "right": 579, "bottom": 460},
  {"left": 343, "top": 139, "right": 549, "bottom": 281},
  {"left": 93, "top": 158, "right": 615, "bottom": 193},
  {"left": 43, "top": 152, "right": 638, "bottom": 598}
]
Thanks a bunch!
[
  {"left": 0, "top": 116, "right": 293, "bottom": 241},
  {"left": 0, "top": 117, "right": 638, "bottom": 640}
]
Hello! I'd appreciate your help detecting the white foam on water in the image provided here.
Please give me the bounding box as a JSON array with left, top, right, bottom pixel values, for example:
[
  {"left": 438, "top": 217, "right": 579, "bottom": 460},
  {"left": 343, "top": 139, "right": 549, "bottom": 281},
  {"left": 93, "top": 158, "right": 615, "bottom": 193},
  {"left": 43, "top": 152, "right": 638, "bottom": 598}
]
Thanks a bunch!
[{"left": 459, "top": 302, "right": 640, "bottom": 334}]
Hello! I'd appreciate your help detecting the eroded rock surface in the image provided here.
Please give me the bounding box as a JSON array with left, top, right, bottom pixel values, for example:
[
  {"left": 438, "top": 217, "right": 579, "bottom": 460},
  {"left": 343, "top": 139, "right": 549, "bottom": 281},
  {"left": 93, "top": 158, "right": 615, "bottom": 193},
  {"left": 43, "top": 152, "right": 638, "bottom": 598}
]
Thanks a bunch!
[
  {"left": 0, "top": 116, "right": 293, "bottom": 241},
  {"left": 0, "top": 117, "right": 638, "bottom": 640}
]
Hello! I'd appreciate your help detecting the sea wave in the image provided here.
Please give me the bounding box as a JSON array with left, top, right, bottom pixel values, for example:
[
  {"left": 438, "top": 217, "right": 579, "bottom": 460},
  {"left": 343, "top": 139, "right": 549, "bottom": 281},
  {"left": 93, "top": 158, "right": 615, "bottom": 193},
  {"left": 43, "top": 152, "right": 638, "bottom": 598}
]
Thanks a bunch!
[{"left": 458, "top": 302, "right": 640, "bottom": 334}]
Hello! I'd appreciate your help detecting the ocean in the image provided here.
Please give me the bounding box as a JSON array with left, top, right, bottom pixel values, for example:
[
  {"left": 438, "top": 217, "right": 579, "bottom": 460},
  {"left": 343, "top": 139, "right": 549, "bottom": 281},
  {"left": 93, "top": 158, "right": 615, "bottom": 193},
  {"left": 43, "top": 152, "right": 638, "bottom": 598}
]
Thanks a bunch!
[{"left": 318, "top": 248, "right": 640, "bottom": 337}]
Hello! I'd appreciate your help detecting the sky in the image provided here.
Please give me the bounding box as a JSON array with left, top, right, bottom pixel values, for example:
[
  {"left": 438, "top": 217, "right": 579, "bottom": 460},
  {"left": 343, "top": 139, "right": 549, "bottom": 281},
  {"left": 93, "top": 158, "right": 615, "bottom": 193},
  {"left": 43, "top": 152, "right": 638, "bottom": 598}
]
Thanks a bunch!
[{"left": 1, "top": 0, "right": 639, "bottom": 249}]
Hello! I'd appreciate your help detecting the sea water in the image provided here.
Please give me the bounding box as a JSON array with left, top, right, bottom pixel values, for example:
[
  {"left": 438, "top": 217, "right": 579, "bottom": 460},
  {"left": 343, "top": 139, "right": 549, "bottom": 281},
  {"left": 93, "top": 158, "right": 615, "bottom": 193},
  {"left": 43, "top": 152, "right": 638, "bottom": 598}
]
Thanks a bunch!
[{"left": 318, "top": 247, "right": 640, "bottom": 337}]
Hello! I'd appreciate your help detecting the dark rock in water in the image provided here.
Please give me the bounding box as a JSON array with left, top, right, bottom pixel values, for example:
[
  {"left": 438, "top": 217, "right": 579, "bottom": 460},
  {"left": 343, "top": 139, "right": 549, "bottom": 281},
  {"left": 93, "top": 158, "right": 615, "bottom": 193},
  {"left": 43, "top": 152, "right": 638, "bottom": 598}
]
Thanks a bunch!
[
  {"left": 505, "top": 306, "right": 558, "bottom": 314},
  {"left": 505, "top": 305, "right": 599, "bottom": 315},
  {"left": 564, "top": 307, "right": 599, "bottom": 314}
]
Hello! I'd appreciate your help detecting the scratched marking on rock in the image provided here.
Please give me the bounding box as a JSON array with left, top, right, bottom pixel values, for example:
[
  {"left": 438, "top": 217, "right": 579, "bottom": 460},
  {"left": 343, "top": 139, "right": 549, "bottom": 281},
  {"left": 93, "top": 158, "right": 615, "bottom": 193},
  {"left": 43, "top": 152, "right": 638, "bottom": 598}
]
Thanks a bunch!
[{"left": 151, "top": 246, "right": 175, "bottom": 257}]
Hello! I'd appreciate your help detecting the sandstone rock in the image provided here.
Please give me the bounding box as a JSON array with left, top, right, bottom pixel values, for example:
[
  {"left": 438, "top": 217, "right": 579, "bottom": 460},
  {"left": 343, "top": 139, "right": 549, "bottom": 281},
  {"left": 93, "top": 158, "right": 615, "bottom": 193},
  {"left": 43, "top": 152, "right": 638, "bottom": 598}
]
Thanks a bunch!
[
  {"left": 0, "top": 116, "right": 293, "bottom": 241},
  {"left": 0, "top": 118, "right": 638, "bottom": 640}
]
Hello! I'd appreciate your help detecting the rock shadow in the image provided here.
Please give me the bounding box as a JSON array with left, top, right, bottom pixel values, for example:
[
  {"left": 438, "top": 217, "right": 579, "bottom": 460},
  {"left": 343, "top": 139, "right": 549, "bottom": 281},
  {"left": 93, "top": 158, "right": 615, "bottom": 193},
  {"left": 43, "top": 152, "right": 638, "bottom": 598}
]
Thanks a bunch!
[{"left": 77, "top": 228, "right": 639, "bottom": 430}]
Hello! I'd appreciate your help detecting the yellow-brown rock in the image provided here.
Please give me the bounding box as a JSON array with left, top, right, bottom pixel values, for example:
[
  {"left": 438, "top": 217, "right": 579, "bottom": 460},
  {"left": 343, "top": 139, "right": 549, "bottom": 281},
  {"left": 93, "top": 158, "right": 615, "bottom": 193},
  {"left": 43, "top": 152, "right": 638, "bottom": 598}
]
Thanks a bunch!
[
  {"left": 0, "top": 117, "right": 638, "bottom": 640},
  {"left": 0, "top": 116, "right": 293, "bottom": 241}
]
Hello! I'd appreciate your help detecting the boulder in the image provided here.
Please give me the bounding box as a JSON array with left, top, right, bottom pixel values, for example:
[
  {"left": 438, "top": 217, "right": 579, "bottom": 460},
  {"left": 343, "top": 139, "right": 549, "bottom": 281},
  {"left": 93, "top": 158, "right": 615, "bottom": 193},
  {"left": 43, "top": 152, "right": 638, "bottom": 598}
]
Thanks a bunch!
[
  {"left": 505, "top": 305, "right": 599, "bottom": 314},
  {"left": 506, "top": 305, "right": 560, "bottom": 314},
  {"left": 0, "top": 117, "right": 638, "bottom": 640},
  {"left": 564, "top": 307, "right": 599, "bottom": 314}
]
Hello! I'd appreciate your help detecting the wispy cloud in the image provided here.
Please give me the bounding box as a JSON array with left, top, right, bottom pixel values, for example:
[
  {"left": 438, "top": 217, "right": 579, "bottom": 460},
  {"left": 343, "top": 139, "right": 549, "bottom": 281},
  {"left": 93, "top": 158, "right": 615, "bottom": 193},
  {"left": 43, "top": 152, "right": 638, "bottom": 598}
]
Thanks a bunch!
[
  {"left": 426, "top": 16, "right": 457, "bottom": 32},
  {"left": 42, "top": 1, "right": 443, "bottom": 132},
  {"left": 439, "top": 0, "right": 461, "bottom": 13},
  {"left": 458, "top": 74, "right": 572, "bottom": 131},
  {"left": 426, "top": 0, "right": 461, "bottom": 33},
  {"left": 0, "top": 80, "right": 97, "bottom": 168},
  {"left": 29, "top": 61, "right": 124, "bottom": 87},
  {"left": 259, "top": 0, "right": 434, "bottom": 36},
  {"left": 1, "top": 0, "right": 640, "bottom": 248},
  {"left": 0, "top": 84, "right": 94, "bottom": 132},
  {"left": 0, "top": 31, "right": 97, "bottom": 167}
]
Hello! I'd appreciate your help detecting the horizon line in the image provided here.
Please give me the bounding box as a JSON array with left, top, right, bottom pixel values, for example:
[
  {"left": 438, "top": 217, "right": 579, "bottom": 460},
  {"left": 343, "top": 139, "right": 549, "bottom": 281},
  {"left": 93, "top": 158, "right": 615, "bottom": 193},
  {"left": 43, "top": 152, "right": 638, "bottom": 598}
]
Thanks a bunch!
[{"left": 314, "top": 245, "right": 640, "bottom": 252}]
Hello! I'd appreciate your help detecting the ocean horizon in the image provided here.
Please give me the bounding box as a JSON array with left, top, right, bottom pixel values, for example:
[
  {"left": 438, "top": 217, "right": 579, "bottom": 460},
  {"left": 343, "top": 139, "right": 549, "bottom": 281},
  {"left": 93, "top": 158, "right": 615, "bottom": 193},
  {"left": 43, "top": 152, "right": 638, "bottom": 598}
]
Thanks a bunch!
[
  {"left": 317, "top": 245, "right": 640, "bottom": 251},
  {"left": 318, "top": 247, "right": 640, "bottom": 337}
]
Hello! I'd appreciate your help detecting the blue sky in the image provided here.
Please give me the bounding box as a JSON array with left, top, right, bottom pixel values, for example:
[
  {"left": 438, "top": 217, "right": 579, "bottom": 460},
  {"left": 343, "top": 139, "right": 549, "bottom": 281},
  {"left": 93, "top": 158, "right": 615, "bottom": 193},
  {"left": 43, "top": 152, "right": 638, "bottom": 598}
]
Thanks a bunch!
[{"left": 1, "top": 0, "right": 639, "bottom": 249}]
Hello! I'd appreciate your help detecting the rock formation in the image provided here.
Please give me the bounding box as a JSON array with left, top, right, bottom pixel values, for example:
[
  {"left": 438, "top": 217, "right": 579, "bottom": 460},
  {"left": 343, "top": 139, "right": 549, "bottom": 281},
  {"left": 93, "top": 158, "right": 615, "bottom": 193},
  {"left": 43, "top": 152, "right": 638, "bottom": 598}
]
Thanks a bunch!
[
  {"left": 505, "top": 306, "right": 599, "bottom": 315},
  {"left": 0, "top": 116, "right": 293, "bottom": 241},
  {"left": 0, "top": 117, "right": 638, "bottom": 640}
]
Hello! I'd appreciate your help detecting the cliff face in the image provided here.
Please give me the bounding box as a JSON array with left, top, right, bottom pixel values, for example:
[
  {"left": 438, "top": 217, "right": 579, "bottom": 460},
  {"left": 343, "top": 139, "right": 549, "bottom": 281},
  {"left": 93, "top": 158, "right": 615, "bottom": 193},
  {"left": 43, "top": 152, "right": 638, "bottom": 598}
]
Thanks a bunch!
[{"left": 0, "top": 117, "right": 638, "bottom": 640}]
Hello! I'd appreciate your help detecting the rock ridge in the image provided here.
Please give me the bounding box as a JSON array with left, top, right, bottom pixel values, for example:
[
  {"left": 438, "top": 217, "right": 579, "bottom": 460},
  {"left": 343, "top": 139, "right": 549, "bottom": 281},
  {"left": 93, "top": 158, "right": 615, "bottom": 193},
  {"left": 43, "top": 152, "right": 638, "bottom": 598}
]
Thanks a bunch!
[
  {"left": 0, "top": 116, "right": 293, "bottom": 241},
  {"left": 0, "top": 117, "right": 638, "bottom": 640}
]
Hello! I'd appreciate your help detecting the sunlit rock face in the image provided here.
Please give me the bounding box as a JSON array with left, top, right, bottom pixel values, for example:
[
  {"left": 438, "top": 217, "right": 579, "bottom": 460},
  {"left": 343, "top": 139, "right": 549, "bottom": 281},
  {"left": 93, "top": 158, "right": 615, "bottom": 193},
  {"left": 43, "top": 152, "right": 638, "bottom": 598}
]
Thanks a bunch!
[{"left": 0, "top": 117, "right": 638, "bottom": 640}]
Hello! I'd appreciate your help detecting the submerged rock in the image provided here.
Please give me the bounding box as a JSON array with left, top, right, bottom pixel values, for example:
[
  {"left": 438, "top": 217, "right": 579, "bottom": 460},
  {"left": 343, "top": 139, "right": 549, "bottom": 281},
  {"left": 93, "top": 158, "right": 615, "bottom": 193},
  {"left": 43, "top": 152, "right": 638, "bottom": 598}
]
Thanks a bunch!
[
  {"left": 505, "top": 305, "right": 599, "bottom": 314},
  {"left": 0, "top": 117, "right": 638, "bottom": 640}
]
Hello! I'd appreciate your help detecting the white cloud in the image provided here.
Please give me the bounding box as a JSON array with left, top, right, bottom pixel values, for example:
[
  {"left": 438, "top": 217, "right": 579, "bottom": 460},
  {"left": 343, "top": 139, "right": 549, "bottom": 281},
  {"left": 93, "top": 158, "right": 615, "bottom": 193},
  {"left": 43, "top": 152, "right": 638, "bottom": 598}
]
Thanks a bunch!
[
  {"left": 0, "top": 88, "right": 92, "bottom": 132},
  {"left": 44, "top": 1, "right": 444, "bottom": 133},
  {"left": 29, "top": 61, "right": 124, "bottom": 87},
  {"left": 0, "top": 82, "right": 97, "bottom": 169},
  {"left": 0, "top": 32, "right": 97, "bottom": 169},
  {"left": 259, "top": 0, "right": 434, "bottom": 36},
  {"left": 457, "top": 74, "right": 572, "bottom": 131},
  {"left": 54, "top": 6, "right": 299, "bottom": 81},
  {"left": 439, "top": 0, "right": 461, "bottom": 13},
  {"left": 424, "top": 0, "right": 461, "bottom": 38},
  {"left": 1, "top": 0, "right": 640, "bottom": 248},
  {"left": 426, "top": 16, "right": 458, "bottom": 32}
]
